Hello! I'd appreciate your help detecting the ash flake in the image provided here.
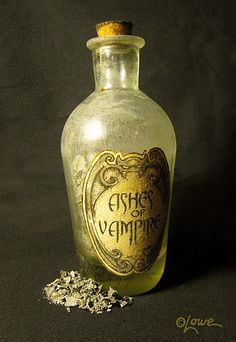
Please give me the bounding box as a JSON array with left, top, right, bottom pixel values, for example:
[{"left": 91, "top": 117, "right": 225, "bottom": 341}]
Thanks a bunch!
[{"left": 43, "top": 271, "right": 133, "bottom": 314}]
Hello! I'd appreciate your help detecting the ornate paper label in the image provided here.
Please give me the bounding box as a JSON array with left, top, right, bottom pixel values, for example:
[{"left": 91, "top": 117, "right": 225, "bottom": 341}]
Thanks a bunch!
[{"left": 82, "top": 148, "right": 170, "bottom": 276}]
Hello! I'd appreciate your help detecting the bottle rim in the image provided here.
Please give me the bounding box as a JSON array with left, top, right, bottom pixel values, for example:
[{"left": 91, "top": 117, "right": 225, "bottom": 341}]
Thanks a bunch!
[{"left": 86, "top": 35, "right": 145, "bottom": 50}]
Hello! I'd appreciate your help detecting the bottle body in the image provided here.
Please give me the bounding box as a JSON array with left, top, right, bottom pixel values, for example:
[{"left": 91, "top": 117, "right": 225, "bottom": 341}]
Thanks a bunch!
[
  {"left": 61, "top": 88, "right": 176, "bottom": 295},
  {"left": 61, "top": 34, "right": 176, "bottom": 295}
]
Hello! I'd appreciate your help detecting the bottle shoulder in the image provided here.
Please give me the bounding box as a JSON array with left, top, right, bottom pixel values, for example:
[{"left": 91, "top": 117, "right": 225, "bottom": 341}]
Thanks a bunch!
[
  {"left": 64, "top": 89, "right": 172, "bottom": 123},
  {"left": 62, "top": 89, "right": 176, "bottom": 148}
]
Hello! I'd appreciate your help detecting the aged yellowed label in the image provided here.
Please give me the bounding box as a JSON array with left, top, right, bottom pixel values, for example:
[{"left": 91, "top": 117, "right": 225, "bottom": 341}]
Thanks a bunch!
[{"left": 82, "top": 148, "right": 170, "bottom": 276}]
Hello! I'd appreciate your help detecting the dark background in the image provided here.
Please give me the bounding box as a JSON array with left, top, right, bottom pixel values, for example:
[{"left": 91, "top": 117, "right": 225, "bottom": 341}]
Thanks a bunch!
[{"left": 0, "top": 0, "right": 235, "bottom": 341}]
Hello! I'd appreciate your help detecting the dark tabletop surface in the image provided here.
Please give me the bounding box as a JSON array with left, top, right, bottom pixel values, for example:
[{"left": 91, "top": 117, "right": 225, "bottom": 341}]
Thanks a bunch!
[{"left": 0, "top": 1, "right": 235, "bottom": 341}]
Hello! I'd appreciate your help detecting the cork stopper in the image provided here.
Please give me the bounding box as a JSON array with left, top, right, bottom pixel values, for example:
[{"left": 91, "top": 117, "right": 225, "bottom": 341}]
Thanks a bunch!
[{"left": 96, "top": 21, "right": 133, "bottom": 37}]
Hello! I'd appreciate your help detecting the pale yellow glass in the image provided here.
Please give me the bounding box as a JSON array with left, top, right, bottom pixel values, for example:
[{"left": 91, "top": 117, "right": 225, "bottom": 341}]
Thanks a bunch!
[{"left": 61, "top": 35, "right": 176, "bottom": 295}]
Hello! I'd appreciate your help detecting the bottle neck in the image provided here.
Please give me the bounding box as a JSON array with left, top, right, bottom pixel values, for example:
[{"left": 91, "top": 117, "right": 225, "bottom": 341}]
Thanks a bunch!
[{"left": 92, "top": 45, "right": 140, "bottom": 91}]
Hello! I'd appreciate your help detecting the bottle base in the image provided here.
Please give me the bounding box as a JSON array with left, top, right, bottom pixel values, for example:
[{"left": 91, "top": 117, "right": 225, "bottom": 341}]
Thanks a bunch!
[{"left": 76, "top": 250, "right": 166, "bottom": 296}]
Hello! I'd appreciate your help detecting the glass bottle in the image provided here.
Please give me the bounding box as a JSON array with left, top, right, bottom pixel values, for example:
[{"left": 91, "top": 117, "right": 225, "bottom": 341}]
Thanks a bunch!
[{"left": 61, "top": 21, "right": 176, "bottom": 296}]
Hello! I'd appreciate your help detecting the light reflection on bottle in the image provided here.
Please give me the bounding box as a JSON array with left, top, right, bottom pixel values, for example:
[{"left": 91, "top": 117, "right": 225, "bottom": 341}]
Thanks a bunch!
[{"left": 84, "top": 119, "right": 104, "bottom": 141}]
